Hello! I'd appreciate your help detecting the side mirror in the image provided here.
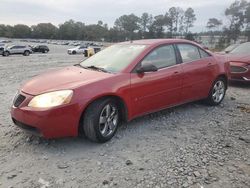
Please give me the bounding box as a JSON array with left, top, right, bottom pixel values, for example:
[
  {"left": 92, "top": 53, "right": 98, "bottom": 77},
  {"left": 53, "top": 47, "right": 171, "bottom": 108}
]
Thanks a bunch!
[
  {"left": 136, "top": 63, "right": 158, "bottom": 74},
  {"left": 225, "top": 50, "right": 230, "bottom": 54}
]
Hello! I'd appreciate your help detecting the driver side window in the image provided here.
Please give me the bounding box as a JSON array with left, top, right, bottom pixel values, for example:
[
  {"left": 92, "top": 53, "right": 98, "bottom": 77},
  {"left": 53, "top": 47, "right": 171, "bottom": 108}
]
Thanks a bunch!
[{"left": 141, "top": 45, "right": 177, "bottom": 69}]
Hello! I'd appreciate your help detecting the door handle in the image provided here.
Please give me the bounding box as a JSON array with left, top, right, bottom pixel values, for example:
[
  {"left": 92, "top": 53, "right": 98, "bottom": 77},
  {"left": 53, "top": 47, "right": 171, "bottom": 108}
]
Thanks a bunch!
[
  {"left": 172, "top": 71, "right": 179, "bottom": 76},
  {"left": 207, "top": 62, "right": 212, "bottom": 66}
]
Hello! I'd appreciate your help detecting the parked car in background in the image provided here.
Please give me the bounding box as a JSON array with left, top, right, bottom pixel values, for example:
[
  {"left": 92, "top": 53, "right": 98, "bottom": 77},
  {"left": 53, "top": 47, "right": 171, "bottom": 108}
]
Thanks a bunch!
[
  {"left": 32, "top": 45, "right": 49, "bottom": 53},
  {"left": 226, "top": 42, "right": 250, "bottom": 83},
  {"left": 67, "top": 45, "right": 88, "bottom": 54},
  {"left": 2, "top": 45, "right": 32, "bottom": 56},
  {"left": 0, "top": 43, "right": 5, "bottom": 55},
  {"left": 11, "top": 39, "right": 229, "bottom": 143},
  {"left": 223, "top": 43, "right": 240, "bottom": 54}
]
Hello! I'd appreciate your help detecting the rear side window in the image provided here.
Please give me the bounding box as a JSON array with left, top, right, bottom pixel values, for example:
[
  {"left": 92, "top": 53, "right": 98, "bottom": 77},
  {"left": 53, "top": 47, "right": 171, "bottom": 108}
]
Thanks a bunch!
[
  {"left": 199, "top": 48, "right": 210, "bottom": 58},
  {"left": 141, "top": 45, "right": 177, "bottom": 69},
  {"left": 177, "top": 44, "right": 200, "bottom": 63}
]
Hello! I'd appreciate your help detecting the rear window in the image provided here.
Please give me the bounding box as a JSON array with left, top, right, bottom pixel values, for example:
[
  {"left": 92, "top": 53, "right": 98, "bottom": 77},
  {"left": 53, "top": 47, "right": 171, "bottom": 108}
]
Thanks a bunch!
[
  {"left": 199, "top": 48, "right": 210, "bottom": 58},
  {"left": 177, "top": 44, "right": 200, "bottom": 63}
]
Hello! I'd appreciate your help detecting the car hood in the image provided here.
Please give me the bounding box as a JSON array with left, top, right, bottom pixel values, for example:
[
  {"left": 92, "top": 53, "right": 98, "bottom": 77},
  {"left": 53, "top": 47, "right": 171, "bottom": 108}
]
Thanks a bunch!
[
  {"left": 21, "top": 66, "right": 113, "bottom": 95},
  {"left": 227, "top": 54, "right": 250, "bottom": 64}
]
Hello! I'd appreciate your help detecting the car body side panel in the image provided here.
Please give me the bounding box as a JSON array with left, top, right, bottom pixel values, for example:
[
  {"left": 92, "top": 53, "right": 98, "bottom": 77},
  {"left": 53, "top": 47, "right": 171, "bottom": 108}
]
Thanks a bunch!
[{"left": 129, "top": 65, "right": 182, "bottom": 118}]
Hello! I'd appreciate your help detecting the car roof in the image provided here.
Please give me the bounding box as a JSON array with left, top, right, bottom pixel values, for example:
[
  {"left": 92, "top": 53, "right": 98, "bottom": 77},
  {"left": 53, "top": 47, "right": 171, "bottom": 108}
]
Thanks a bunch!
[{"left": 120, "top": 39, "right": 196, "bottom": 46}]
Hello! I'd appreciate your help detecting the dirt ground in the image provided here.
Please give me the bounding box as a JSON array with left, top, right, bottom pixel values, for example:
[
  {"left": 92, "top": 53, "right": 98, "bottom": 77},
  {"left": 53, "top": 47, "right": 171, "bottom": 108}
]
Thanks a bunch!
[{"left": 0, "top": 43, "right": 250, "bottom": 188}]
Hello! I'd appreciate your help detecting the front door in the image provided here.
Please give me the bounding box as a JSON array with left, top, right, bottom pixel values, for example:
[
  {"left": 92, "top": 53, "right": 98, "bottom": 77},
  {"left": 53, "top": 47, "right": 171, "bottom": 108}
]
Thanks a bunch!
[{"left": 130, "top": 44, "right": 182, "bottom": 118}]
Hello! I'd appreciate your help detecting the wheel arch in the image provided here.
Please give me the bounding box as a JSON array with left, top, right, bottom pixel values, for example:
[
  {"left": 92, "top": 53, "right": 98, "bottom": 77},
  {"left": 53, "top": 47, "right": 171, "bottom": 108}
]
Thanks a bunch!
[
  {"left": 78, "top": 94, "right": 129, "bottom": 135},
  {"left": 216, "top": 74, "right": 228, "bottom": 89}
]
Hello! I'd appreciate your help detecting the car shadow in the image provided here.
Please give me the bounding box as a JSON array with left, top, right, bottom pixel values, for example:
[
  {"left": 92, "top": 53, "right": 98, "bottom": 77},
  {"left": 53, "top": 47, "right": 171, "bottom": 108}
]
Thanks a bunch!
[{"left": 20, "top": 101, "right": 204, "bottom": 153}]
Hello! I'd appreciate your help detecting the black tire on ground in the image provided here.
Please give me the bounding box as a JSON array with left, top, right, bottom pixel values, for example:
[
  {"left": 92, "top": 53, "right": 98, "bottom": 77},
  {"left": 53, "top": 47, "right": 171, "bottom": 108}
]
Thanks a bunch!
[
  {"left": 72, "top": 51, "right": 76, "bottom": 55},
  {"left": 23, "top": 51, "right": 30, "bottom": 56},
  {"left": 82, "top": 98, "right": 120, "bottom": 143},
  {"left": 205, "top": 77, "right": 226, "bottom": 106},
  {"left": 3, "top": 51, "right": 10, "bottom": 56}
]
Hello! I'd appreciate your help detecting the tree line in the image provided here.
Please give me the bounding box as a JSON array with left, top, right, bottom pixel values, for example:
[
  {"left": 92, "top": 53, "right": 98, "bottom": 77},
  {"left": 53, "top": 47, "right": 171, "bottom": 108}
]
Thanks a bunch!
[
  {"left": 0, "top": 7, "right": 196, "bottom": 42},
  {"left": 0, "top": 0, "right": 249, "bottom": 43},
  {"left": 206, "top": 0, "right": 250, "bottom": 48}
]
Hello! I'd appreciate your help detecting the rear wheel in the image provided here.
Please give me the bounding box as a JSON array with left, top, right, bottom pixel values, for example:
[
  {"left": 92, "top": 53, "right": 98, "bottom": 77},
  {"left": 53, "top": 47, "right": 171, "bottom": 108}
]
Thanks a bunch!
[
  {"left": 23, "top": 51, "right": 30, "bottom": 56},
  {"left": 82, "top": 98, "right": 120, "bottom": 143},
  {"left": 206, "top": 78, "right": 226, "bottom": 106},
  {"left": 72, "top": 51, "right": 76, "bottom": 55}
]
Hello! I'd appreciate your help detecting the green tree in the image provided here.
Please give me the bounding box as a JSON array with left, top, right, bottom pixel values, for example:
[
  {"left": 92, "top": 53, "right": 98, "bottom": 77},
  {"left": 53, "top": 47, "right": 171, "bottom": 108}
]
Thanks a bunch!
[
  {"left": 139, "top": 13, "right": 153, "bottom": 38},
  {"left": 31, "top": 23, "right": 58, "bottom": 39},
  {"left": 149, "top": 15, "right": 169, "bottom": 38},
  {"left": 114, "top": 14, "right": 140, "bottom": 40},
  {"left": 225, "top": 0, "right": 248, "bottom": 42},
  {"left": 184, "top": 8, "right": 196, "bottom": 34},
  {"left": 245, "top": 3, "right": 250, "bottom": 41},
  {"left": 85, "top": 24, "right": 108, "bottom": 41},
  {"left": 207, "top": 18, "right": 223, "bottom": 30},
  {"left": 206, "top": 18, "right": 223, "bottom": 45},
  {"left": 167, "top": 7, "right": 184, "bottom": 37},
  {"left": 12, "top": 24, "right": 31, "bottom": 38}
]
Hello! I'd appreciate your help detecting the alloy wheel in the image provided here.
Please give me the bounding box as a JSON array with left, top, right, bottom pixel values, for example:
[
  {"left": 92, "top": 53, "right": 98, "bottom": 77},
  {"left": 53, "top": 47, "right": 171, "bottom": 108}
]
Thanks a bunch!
[
  {"left": 212, "top": 80, "right": 225, "bottom": 103},
  {"left": 99, "top": 104, "right": 118, "bottom": 137}
]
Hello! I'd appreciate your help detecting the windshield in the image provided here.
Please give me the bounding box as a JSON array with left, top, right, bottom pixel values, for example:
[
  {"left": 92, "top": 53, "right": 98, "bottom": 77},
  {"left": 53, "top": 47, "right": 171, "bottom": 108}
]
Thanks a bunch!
[
  {"left": 80, "top": 44, "right": 147, "bottom": 73},
  {"left": 230, "top": 42, "right": 250, "bottom": 55}
]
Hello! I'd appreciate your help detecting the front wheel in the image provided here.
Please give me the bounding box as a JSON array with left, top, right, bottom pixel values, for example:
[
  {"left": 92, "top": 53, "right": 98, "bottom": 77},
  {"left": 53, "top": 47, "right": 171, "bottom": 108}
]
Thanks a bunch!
[
  {"left": 3, "top": 51, "right": 10, "bottom": 56},
  {"left": 206, "top": 78, "right": 226, "bottom": 106},
  {"left": 82, "top": 98, "right": 120, "bottom": 143}
]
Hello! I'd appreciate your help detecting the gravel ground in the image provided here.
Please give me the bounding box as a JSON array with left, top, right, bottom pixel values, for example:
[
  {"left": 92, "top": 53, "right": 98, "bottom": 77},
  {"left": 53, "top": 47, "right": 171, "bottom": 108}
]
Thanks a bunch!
[{"left": 0, "top": 44, "right": 250, "bottom": 188}]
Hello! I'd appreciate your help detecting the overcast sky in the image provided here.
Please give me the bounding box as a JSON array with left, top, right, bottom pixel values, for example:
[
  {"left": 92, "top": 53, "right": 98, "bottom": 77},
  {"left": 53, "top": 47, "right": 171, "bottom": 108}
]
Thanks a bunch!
[{"left": 0, "top": 0, "right": 237, "bottom": 32}]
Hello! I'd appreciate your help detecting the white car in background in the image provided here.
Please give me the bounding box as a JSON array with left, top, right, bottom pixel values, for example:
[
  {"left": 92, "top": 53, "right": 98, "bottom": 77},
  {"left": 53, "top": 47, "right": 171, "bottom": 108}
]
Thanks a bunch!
[{"left": 67, "top": 45, "right": 88, "bottom": 55}]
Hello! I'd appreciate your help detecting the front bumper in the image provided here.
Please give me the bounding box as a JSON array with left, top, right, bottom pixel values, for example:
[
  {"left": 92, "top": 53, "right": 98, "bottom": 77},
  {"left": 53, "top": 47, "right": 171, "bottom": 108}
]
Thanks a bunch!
[{"left": 11, "top": 91, "right": 80, "bottom": 139}]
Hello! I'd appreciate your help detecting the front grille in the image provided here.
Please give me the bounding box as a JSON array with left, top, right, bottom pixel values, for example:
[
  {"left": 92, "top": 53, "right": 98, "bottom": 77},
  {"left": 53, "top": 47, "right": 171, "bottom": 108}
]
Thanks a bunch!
[
  {"left": 13, "top": 94, "right": 26, "bottom": 107},
  {"left": 230, "top": 65, "right": 248, "bottom": 73}
]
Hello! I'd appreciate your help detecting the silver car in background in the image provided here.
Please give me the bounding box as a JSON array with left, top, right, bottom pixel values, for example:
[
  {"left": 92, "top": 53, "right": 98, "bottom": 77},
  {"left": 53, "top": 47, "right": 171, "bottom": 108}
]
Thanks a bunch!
[{"left": 2, "top": 45, "right": 32, "bottom": 56}]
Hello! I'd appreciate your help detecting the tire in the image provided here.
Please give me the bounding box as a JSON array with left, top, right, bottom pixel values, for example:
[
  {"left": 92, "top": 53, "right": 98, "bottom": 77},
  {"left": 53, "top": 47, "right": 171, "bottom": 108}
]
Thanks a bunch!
[
  {"left": 83, "top": 98, "right": 120, "bottom": 143},
  {"left": 205, "top": 77, "right": 226, "bottom": 106},
  {"left": 72, "top": 51, "right": 76, "bottom": 55},
  {"left": 23, "top": 51, "right": 30, "bottom": 56},
  {"left": 3, "top": 51, "right": 10, "bottom": 56}
]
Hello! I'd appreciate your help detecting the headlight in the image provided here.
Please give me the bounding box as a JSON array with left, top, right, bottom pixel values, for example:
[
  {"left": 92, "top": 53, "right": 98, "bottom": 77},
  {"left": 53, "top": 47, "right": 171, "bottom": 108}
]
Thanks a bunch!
[{"left": 28, "top": 90, "right": 73, "bottom": 108}]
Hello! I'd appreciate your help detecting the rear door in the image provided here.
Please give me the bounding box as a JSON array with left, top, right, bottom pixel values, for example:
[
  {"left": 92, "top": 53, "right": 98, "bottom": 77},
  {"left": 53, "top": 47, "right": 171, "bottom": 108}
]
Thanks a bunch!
[
  {"left": 176, "top": 43, "right": 216, "bottom": 102},
  {"left": 130, "top": 44, "right": 182, "bottom": 117}
]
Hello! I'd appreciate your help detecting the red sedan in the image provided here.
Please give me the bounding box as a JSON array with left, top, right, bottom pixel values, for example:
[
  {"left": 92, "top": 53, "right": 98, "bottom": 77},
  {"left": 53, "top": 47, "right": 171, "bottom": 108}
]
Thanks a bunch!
[
  {"left": 226, "top": 42, "right": 250, "bottom": 82},
  {"left": 11, "top": 39, "right": 229, "bottom": 143}
]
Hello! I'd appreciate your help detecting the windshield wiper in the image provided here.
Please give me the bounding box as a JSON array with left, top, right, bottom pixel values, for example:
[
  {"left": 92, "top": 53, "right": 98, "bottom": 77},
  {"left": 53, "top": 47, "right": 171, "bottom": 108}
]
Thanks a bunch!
[
  {"left": 83, "top": 65, "right": 111, "bottom": 73},
  {"left": 74, "top": 64, "right": 111, "bottom": 73},
  {"left": 74, "top": 63, "right": 81, "bottom": 67}
]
